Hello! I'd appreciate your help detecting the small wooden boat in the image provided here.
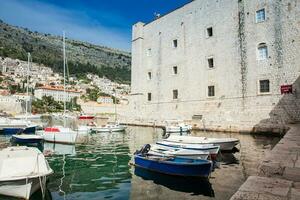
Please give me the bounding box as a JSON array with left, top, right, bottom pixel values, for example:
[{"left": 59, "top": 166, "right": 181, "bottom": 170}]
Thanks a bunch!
[
  {"left": 11, "top": 134, "right": 43, "bottom": 145},
  {"left": 165, "top": 135, "right": 240, "bottom": 151},
  {"left": 134, "top": 153, "right": 212, "bottom": 177},
  {"left": 148, "top": 144, "right": 209, "bottom": 160},
  {"left": 0, "top": 146, "right": 53, "bottom": 199},
  {"left": 156, "top": 140, "right": 220, "bottom": 159}
]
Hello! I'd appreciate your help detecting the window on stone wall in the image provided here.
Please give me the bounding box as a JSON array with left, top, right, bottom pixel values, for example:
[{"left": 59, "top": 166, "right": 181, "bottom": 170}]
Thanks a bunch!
[
  {"left": 173, "top": 89, "right": 178, "bottom": 99},
  {"left": 256, "top": 9, "right": 266, "bottom": 23},
  {"left": 259, "top": 80, "right": 270, "bottom": 93},
  {"left": 173, "top": 39, "right": 178, "bottom": 48},
  {"left": 208, "top": 58, "right": 214, "bottom": 68},
  {"left": 258, "top": 43, "right": 268, "bottom": 60},
  {"left": 207, "top": 27, "right": 213, "bottom": 37},
  {"left": 147, "top": 93, "right": 152, "bottom": 101},
  {"left": 208, "top": 86, "right": 215, "bottom": 97},
  {"left": 148, "top": 72, "right": 152, "bottom": 80},
  {"left": 146, "top": 48, "right": 152, "bottom": 56},
  {"left": 173, "top": 66, "right": 178, "bottom": 75}
]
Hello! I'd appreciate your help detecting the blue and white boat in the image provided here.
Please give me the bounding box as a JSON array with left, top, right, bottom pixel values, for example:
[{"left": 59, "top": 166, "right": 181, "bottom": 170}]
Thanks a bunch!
[
  {"left": 134, "top": 154, "right": 212, "bottom": 177},
  {"left": 134, "top": 145, "right": 213, "bottom": 177},
  {"left": 11, "top": 135, "right": 44, "bottom": 145},
  {"left": 0, "top": 118, "right": 37, "bottom": 135}
]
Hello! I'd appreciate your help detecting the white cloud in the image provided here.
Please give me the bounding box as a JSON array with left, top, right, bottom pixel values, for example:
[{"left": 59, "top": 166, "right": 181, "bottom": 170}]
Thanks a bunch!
[{"left": 0, "top": 0, "right": 131, "bottom": 51}]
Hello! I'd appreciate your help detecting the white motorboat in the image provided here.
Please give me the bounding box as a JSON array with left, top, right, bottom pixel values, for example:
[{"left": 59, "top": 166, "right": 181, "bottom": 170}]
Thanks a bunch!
[
  {"left": 37, "top": 126, "right": 88, "bottom": 144},
  {"left": 91, "top": 123, "right": 127, "bottom": 132},
  {"left": 163, "top": 120, "right": 192, "bottom": 133},
  {"left": 0, "top": 118, "right": 32, "bottom": 129},
  {"left": 0, "top": 146, "right": 53, "bottom": 199},
  {"left": 156, "top": 140, "right": 220, "bottom": 158},
  {"left": 165, "top": 135, "right": 240, "bottom": 151},
  {"left": 148, "top": 144, "right": 209, "bottom": 160}
]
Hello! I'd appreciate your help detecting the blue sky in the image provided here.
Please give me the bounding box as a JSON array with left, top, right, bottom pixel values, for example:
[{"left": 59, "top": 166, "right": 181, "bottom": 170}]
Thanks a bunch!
[{"left": 0, "top": 0, "right": 191, "bottom": 51}]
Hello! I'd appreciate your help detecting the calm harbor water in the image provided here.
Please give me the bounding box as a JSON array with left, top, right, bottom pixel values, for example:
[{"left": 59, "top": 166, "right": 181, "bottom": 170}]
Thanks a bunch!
[{"left": 0, "top": 126, "right": 280, "bottom": 200}]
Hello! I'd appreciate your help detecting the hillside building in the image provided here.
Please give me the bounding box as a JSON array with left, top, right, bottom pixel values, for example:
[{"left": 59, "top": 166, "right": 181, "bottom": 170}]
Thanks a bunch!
[
  {"left": 34, "top": 86, "right": 81, "bottom": 102},
  {"left": 130, "top": 0, "right": 300, "bottom": 132}
]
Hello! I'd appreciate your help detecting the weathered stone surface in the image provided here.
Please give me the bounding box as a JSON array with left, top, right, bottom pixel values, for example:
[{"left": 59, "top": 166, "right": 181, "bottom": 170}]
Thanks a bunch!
[
  {"left": 291, "top": 188, "right": 300, "bottom": 200},
  {"left": 293, "top": 182, "right": 300, "bottom": 189},
  {"left": 238, "top": 176, "right": 292, "bottom": 197},
  {"left": 230, "top": 191, "right": 259, "bottom": 200},
  {"left": 259, "top": 162, "right": 285, "bottom": 177},
  {"left": 283, "top": 167, "right": 300, "bottom": 182},
  {"left": 257, "top": 194, "right": 288, "bottom": 200},
  {"left": 232, "top": 125, "right": 300, "bottom": 199}
]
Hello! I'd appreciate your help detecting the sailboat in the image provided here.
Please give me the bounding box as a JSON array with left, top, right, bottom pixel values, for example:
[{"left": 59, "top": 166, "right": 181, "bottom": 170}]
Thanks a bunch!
[
  {"left": 89, "top": 86, "right": 126, "bottom": 132},
  {"left": 37, "top": 32, "right": 88, "bottom": 144},
  {"left": 0, "top": 53, "right": 38, "bottom": 135}
]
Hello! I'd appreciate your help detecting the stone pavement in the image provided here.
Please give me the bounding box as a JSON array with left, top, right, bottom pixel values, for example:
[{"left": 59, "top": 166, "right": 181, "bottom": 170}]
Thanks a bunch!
[{"left": 231, "top": 124, "right": 300, "bottom": 200}]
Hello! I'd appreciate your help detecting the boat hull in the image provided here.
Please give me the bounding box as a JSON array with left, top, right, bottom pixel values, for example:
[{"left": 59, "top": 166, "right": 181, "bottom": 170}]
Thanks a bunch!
[
  {"left": 39, "top": 132, "right": 87, "bottom": 144},
  {"left": 92, "top": 126, "right": 126, "bottom": 132},
  {"left": 134, "top": 155, "right": 212, "bottom": 177},
  {"left": 165, "top": 135, "right": 240, "bottom": 151},
  {"left": 2, "top": 126, "right": 36, "bottom": 135},
  {"left": 165, "top": 127, "right": 191, "bottom": 133},
  {"left": 0, "top": 177, "right": 45, "bottom": 199},
  {"left": 148, "top": 150, "right": 209, "bottom": 160},
  {"left": 11, "top": 136, "right": 43, "bottom": 145},
  {"left": 156, "top": 141, "right": 220, "bottom": 158}
]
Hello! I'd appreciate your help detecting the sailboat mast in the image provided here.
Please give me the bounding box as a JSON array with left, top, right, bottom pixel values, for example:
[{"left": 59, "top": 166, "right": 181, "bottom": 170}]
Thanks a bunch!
[
  {"left": 114, "top": 83, "right": 117, "bottom": 122},
  {"left": 63, "top": 31, "right": 66, "bottom": 127},
  {"left": 26, "top": 52, "right": 30, "bottom": 121}
]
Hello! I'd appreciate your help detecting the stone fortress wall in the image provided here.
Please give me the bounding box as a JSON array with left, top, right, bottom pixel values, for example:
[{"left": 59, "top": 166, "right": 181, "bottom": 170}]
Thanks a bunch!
[{"left": 130, "top": 0, "right": 300, "bottom": 133}]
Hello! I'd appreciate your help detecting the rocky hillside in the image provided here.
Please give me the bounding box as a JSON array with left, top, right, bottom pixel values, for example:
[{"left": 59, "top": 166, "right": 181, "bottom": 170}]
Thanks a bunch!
[{"left": 0, "top": 20, "right": 131, "bottom": 83}]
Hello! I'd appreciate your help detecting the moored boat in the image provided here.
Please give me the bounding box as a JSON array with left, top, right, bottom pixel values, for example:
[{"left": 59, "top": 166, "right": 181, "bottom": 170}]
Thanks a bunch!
[
  {"left": 37, "top": 126, "right": 88, "bottom": 144},
  {"left": 148, "top": 144, "right": 209, "bottom": 160},
  {"left": 0, "top": 146, "right": 53, "bottom": 199},
  {"left": 164, "top": 135, "right": 240, "bottom": 151},
  {"left": 134, "top": 153, "right": 212, "bottom": 177},
  {"left": 11, "top": 134, "right": 44, "bottom": 145},
  {"left": 163, "top": 120, "right": 192, "bottom": 133},
  {"left": 0, "top": 118, "right": 37, "bottom": 135},
  {"left": 156, "top": 140, "right": 220, "bottom": 159},
  {"left": 91, "top": 123, "right": 127, "bottom": 132}
]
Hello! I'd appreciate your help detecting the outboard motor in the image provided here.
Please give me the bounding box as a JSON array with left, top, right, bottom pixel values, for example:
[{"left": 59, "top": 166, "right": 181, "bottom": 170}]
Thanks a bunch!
[{"left": 134, "top": 144, "right": 151, "bottom": 156}]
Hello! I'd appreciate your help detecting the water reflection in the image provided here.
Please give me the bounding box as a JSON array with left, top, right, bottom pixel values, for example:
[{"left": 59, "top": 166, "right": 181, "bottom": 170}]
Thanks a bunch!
[
  {"left": 134, "top": 167, "right": 215, "bottom": 197},
  {"left": 46, "top": 132, "right": 132, "bottom": 200}
]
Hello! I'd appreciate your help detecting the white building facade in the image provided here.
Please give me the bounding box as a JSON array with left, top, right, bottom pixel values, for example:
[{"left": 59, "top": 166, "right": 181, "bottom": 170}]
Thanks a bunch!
[
  {"left": 34, "top": 87, "right": 81, "bottom": 102},
  {"left": 131, "top": 0, "right": 300, "bottom": 132}
]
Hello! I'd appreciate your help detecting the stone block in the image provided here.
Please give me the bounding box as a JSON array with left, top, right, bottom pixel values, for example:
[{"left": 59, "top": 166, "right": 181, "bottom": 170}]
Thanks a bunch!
[
  {"left": 291, "top": 188, "right": 300, "bottom": 200},
  {"left": 258, "top": 194, "right": 288, "bottom": 200},
  {"left": 238, "top": 176, "right": 292, "bottom": 197},
  {"left": 259, "top": 162, "right": 285, "bottom": 177},
  {"left": 283, "top": 167, "right": 300, "bottom": 182},
  {"left": 294, "top": 181, "right": 300, "bottom": 189},
  {"left": 230, "top": 191, "right": 259, "bottom": 200}
]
